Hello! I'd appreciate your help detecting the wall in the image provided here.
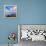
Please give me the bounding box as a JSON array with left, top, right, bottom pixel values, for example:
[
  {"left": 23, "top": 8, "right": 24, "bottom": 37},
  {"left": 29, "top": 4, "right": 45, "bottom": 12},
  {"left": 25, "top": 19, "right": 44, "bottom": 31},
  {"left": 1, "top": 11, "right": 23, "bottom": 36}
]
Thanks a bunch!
[
  {"left": 19, "top": 0, "right": 46, "bottom": 24},
  {"left": 0, "top": 0, "right": 19, "bottom": 44},
  {"left": 0, "top": 0, "right": 46, "bottom": 44}
]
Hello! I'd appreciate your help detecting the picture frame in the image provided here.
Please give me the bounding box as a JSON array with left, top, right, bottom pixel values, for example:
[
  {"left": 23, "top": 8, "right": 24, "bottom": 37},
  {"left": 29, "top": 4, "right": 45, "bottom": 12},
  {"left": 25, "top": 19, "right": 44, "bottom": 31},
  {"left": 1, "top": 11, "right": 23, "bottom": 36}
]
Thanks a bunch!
[{"left": 4, "top": 5, "right": 17, "bottom": 17}]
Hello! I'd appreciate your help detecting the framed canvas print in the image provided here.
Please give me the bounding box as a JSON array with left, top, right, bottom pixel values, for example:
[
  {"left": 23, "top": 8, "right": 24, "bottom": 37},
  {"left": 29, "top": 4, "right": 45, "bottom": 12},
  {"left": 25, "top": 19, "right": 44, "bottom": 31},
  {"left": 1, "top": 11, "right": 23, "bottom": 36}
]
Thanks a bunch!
[{"left": 4, "top": 5, "right": 17, "bottom": 17}]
